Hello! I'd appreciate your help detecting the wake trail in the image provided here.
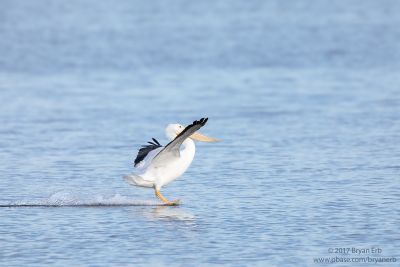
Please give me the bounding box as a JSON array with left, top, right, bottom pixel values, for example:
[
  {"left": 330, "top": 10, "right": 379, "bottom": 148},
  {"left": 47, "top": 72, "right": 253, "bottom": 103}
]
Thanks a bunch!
[{"left": 1, "top": 189, "right": 177, "bottom": 207}]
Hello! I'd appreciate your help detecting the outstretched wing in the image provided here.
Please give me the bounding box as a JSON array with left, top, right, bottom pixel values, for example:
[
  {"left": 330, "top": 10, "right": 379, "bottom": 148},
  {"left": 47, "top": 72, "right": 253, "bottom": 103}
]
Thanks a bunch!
[
  {"left": 134, "top": 138, "right": 164, "bottom": 172},
  {"left": 151, "top": 118, "right": 208, "bottom": 166}
]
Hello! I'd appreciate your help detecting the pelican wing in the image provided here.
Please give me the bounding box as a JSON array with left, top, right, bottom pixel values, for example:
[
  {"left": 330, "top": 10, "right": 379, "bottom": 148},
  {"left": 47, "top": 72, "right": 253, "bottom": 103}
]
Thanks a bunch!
[
  {"left": 152, "top": 118, "right": 208, "bottom": 165},
  {"left": 134, "top": 138, "right": 164, "bottom": 172}
]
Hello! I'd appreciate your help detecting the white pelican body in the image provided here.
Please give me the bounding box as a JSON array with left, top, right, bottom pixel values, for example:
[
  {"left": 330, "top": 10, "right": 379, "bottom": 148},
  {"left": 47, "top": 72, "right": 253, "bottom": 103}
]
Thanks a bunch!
[
  {"left": 123, "top": 118, "right": 220, "bottom": 204},
  {"left": 139, "top": 136, "right": 195, "bottom": 190}
]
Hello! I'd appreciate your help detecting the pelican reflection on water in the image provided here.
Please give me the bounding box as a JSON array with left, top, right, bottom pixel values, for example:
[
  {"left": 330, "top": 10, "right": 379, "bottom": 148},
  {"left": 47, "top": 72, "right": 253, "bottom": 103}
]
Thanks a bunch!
[
  {"left": 127, "top": 206, "right": 198, "bottom": 230},
  {"left": 123, "top": 118, "right": 220, "bottom": 204}
]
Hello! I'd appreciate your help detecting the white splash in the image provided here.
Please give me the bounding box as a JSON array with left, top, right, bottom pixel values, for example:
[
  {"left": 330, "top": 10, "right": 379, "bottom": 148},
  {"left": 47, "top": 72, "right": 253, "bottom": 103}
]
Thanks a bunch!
[{"left": 10, "top": 189, "right": 162, "bottom": 207}]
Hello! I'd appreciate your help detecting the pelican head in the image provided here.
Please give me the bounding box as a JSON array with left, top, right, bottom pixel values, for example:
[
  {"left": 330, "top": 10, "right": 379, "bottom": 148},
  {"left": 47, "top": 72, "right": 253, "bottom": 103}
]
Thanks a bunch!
[{"left": 166, "top": 123, "right": 220, "bottom": 142}]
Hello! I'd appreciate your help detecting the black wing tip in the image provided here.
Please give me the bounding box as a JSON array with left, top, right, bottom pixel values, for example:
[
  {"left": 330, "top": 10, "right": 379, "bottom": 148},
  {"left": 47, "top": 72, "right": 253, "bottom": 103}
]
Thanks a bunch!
[
  {"left": 193, "top": 117, "right": 208, "bottom": 126},
  {"left": 139, "top": 138, "right": 163, "bottom": 149},
  {"left": 152, "top": 138, "right": 161, "bottom": 146},
  {"left": 146, "top": 138, "right": 161, "bottom": 146}
]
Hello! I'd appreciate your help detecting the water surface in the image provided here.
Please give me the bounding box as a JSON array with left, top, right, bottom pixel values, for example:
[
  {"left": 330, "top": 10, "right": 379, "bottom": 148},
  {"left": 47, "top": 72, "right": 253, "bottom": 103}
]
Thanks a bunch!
[{"left": 1, "top": 1, "right": 400, "bottom": 266}]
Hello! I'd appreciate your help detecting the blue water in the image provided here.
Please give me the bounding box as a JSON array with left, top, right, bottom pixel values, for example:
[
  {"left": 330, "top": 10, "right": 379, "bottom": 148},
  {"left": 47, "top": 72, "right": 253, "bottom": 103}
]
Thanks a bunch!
[{"left": 1, "top": 1, "right": 400, "bottom": 266}]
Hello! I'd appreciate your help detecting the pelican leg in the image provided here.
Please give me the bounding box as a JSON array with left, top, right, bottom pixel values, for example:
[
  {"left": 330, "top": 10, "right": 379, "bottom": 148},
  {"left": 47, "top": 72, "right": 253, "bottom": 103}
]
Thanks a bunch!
[{"left": 155, "top": 190, "right": 180, "bottom": 204}]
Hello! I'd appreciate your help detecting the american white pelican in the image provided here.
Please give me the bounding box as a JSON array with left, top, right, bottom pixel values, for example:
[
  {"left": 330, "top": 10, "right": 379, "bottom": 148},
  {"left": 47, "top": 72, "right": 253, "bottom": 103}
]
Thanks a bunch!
[{"left": 123, "top": 118, "right": 220, "bottom": 204}]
